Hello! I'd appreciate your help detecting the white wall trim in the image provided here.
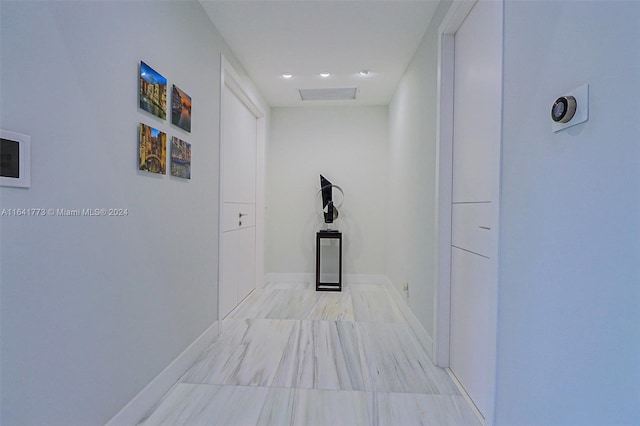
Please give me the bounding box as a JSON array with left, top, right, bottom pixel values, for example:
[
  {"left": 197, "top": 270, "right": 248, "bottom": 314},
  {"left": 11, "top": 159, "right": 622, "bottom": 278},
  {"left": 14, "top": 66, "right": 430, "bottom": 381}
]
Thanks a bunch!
[
  {"left": 446, "top": 367, "right": 486, "bottom": 425},
  {"left": 344, "top": 274, "right": 388, "bottom": 285},
  {"left": 264, "top": 273, "right": 390, "bottom": 286},
  {"left": 219, "top": 55, "right": 267, "bottom": 317},
  {"left": 435, "top": 1, "right": 502, "bottom": 424},
  {"left": 221, "top": 56, "right": 264, "bottom": 119},
  {"left": 264, "top": 272, "right": 314, "bottom": 285},
  {"left": 435, "top": 0, "right": 477, "bottom": 372},
  {"left": 106, "top": 321, "right": 219, "bottom": 426},
  {"left": 434, "top": 19, "right": 454, "bottom": 370}
]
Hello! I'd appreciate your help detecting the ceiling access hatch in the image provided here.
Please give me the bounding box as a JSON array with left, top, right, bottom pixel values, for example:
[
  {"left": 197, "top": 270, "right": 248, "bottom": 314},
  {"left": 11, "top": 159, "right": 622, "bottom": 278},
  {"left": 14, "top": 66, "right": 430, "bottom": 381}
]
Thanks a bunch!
[{"left": 299, "top": 87, "right": 358, "bottom": 101}]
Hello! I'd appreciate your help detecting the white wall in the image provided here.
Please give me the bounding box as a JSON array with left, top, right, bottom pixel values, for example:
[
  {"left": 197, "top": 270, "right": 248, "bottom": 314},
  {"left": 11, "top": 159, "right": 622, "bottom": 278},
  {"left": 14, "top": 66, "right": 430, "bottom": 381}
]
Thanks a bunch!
[
  {"left": 0, "top": 1, "right": 258, "bottom": 424},
  {"left": 387, "top": 0, "right": 451, "bottom": 342},
  {"left": 495, "top": 1, "right": 640, "bottom": 424},
  {"left": 266, "top": 106, "right": 388, "bottom": 277}
]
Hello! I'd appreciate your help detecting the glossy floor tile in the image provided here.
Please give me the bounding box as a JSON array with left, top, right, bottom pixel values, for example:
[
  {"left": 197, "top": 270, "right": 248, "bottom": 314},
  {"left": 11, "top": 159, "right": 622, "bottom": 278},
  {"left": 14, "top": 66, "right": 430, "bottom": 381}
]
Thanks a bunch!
[
  {"left": 140, "top": 283, "right": 481, "bottom": 425},
  {"left": 305, "top": 292, "right": 354, "bottom": 321},
  {"left": 350, "top": 285, "right": 404, "bottom": 323},
  {"left": 291, "top": 388, "right": 369, "bottom": 426},
  {"left": 272, "top": 320, "right": 364, "bottom": 390},
  {"left": 255, "top": 387, "right": 295, "bottom": 426},
  {"left": 228, "top": 289, "right": 318, "bottom": 320},
  {"left": 356, "top": 322, "right": 459, "bottom": 394},
  {"left": 139, "top": 383, "right": 269, "bottom": 425},
  {"left": 180, "top": 319, "right": 296, "bottom": 387},
  {"left": 368, "top": 392, "right": 481, "bottom": 426}
]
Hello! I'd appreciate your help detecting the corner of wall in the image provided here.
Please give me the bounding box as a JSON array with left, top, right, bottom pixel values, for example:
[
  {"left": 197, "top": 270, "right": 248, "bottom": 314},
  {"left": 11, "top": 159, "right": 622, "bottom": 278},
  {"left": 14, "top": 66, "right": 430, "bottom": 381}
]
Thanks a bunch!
[
  {"left": 383, "top": 276, "right": 435, "bottom": 360},
  {"left": 106, "top": 321, "right": 219, "bottom": 425},
  {"left": 386, "top": 0, "right": 453, "bottom": 349}
]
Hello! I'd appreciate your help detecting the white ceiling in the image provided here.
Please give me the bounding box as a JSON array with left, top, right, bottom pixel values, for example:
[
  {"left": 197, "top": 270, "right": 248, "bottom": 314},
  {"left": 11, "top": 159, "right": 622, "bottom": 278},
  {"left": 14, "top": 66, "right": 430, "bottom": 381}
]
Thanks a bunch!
[{"left": 200, "top": 1, "right": 441, "bottom": 107}]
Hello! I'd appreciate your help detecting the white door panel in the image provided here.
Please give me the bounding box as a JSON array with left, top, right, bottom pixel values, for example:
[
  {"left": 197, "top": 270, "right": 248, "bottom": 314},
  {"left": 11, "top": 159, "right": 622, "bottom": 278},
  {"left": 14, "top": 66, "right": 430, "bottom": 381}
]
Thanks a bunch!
[
  {"left": 220, "top": 230, "right": 239, "bottom": 319},
  {"left": 223, "top": 202, "right": 255, "bottom": 232},
  {"left": 220, "top": 227, "right": 256, "bottom": 318},
  {"left": 220, "top": 82, "right": 257, "bottom": 319},
  {"left": 450, "top": 0, "right": 501, "bottom": 419},
  {"left": 222, "top": 84, "right": 257, "bottom": 204},
  {"left": 452, "top": 0, "right": 501, "bottom": 204},
  {"left": 450, "top": 247, "right": 491, "bottom": 415},
  {"left": 236, "top": 227, "right": 256, "bottom": 303},
  {"left": 451, "top": 202, "right": 492, "bottom": 258}
]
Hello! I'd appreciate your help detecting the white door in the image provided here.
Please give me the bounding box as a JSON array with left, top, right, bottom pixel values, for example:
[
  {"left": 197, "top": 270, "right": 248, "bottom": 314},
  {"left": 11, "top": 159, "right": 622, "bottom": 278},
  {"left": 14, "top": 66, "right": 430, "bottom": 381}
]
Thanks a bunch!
[
  {"left": 219, "top": 82, "right": 257, "bottom": 319},
  {"left": 450, "top": 0, "right": 501, "bottom": 418}
]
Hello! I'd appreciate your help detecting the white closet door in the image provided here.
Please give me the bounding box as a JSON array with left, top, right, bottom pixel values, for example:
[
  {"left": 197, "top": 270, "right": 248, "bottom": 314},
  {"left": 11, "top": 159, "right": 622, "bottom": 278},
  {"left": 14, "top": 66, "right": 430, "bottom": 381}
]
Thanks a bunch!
[
  {"left": 235, "top": 227, "right": 256, "bottom": 305},
  {"left": 222, "top": 85, "right": 257, "bottom": 204},
  {"left": 220, "top": 83, "right": 257, "bottom": 319},
  {"left": 220, "top": 227, "right": 255, "bottom": 317},
  {"left": 450, "top": 0, "right": 501, "bottom": 418},
  {"left": 450, "top": 247, "right": 492, "bottom": 415},
  {"left": 451, "top": 1, "right": 500, "bottom": 204}
]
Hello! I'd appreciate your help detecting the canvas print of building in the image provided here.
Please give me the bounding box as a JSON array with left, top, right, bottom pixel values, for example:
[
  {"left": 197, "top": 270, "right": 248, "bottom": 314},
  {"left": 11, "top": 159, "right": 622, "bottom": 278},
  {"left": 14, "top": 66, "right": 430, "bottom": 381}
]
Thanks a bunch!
[
  {"left": 170, "top": 136, "right": 191, "bottom": 179},
  {"left": 139, "top": 61, "right": 167, "bottom": 120},
  {"left": 138, "top": 123, "right": 166, "bottom": 174},
  {"left": 171, "top": 85, "right": 192, "bottom": 133}
]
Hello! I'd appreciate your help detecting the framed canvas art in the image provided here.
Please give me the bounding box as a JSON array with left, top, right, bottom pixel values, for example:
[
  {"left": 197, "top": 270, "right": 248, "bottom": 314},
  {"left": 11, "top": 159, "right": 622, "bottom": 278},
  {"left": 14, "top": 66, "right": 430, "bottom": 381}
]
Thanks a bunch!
[
  {"left": 139, "top": 61, "right": 167, "bottom": 119},
  {"left": 170, "top": 136, "right": 191, "bottom": 179},
  {"left": 171, "top": 85, "right": 192, "bottom": 132},
  {"left": 138, "top": 123, "right": 166, "bottom": 174}
]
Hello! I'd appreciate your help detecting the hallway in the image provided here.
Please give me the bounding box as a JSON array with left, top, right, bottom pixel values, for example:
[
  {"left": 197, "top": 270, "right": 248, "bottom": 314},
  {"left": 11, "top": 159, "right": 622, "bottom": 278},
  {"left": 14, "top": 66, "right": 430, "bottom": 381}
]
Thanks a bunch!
[{"left": 138, "top": 282, "right": 480, "bottom": 425}]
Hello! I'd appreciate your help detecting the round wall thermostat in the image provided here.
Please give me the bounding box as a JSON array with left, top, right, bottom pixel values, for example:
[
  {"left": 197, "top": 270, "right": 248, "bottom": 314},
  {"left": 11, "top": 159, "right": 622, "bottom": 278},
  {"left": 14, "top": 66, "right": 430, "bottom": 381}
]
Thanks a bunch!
[{"left": 551, "top": 96, "right": 577, "bottom": 123}]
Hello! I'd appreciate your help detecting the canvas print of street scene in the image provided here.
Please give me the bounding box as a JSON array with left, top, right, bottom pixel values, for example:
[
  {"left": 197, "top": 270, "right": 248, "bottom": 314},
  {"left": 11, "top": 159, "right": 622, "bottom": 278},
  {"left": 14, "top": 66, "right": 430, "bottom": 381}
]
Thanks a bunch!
[
  {"left": 138, "top": 123, "right": 166, "bottom": 174},
  {"left": 139, "top": 61, "right": 167, "bottom": 119},
  {"left": 172, "top": 85, "right": 192, "bottom": 133},
  {"left": 171, "top": 136, "right": 191, "bottom": 179}
]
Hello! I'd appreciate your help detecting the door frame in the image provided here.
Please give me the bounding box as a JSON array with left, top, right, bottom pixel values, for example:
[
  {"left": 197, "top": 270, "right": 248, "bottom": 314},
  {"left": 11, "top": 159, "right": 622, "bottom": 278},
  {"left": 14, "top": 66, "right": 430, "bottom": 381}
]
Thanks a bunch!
[
  {"left": 434, "top": 1, "right": 502, "bottom": 424},
  {"left": 219, "top": 55, "right": 266, "bottom": 320}
]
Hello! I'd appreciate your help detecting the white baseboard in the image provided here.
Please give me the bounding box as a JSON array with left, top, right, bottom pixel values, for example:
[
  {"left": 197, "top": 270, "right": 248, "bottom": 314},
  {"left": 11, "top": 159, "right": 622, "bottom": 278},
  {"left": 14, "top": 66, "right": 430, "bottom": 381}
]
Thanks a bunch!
[
  {"left": 264, "top": 273, "right": 388, "bottom": 286},
  {"left": 344, "top": 274, "right": 387, "bottom": 285},
  {"left": 446, "top": 367, "right": 485, "bottom": 425},
  {"left": 106, "top": 321, "right": 219, "bottom": 426},
  {"left": 383, "top": 277, "right": 435, "bottom": 360},
  {"left": 264, "top": 272, "right": 314, "bottom": 285}
]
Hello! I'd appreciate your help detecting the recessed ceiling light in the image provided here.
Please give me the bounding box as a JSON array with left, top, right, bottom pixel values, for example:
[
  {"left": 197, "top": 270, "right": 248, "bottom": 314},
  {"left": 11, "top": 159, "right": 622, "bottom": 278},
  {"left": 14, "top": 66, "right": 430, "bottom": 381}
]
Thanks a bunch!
[
  {"left": 320, "top": 72, "right": 331, "bottom": 78},
  {"left": 281, "top": 73, "right": 293, "bottom": 79},
  {"left": 359, "top": 69, "right": 373, "bottom": 76}
]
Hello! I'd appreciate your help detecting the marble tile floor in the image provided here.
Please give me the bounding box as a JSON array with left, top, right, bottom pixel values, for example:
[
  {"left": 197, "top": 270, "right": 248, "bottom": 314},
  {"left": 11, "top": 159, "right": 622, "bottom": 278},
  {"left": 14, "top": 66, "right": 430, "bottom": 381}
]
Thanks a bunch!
[{"left": 139, "top": 283, "right": 481, "bottom": 425}]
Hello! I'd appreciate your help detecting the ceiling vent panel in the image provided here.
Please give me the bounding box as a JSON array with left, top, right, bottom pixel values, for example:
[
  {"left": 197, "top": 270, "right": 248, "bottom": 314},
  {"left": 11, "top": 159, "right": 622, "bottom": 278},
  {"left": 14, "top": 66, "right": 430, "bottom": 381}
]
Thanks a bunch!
[{"left": 299, "top": 87, "right": 358, "bottom": 101}]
